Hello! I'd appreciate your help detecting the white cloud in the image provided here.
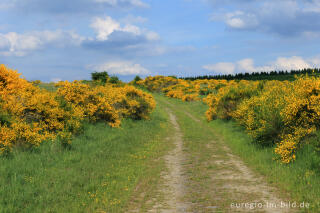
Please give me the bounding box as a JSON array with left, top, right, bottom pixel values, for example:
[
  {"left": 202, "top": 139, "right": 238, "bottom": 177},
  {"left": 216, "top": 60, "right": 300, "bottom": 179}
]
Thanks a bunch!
[
  {"left": 90, "top": 16, "right": 121, "bottom": 41},
  {"left": 88, "top": 61, "right": 150, "bottom": 75},
  {"left": 203, "top": 62, "right": 236, "bottom": 74},
  {"left": 122, "top": 24, "right": 141, "bottom": 35},
  {"left": 203, "top": 56, "right": 316, "bottom": 74},
  {"left": 271, "top": 56, "right": 311, "bottom": 71},
  {"left": 237, "top": 58, "right": 256, "bottom": 72},
  {"left": 90, "top": 16, "right": 159, "bottom": 41},
  {"left": 238, "top": 56, "right": 313, "bottom": 72},
  {"left": 226, "top": 18, "right": 245, "bottom": 29},
  {"left": 211, "top": 10, "right": 258, "bottom": 30},
  {"left": 0, "top": 30, "right": 85, "bottom": 56}
]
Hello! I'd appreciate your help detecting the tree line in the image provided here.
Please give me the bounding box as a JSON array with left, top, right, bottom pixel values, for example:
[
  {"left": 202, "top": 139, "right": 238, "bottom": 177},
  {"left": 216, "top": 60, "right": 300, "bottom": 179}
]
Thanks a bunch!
[{"left": 181, "top": 68, "right": 320, "bottom": 81}]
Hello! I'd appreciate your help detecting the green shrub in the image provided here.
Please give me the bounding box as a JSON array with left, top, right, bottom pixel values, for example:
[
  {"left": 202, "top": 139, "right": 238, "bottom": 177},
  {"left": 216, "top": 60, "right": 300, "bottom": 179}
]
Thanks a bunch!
[
  {"left": 91, "top": 71, "right": 109, "bottom": 84},
  {"left": 109, "top": 76, "right": 120, "bottom": 84}
]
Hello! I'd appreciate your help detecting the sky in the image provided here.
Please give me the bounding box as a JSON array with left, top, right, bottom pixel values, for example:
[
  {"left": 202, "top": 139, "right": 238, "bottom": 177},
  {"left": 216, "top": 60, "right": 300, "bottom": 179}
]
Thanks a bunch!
[{"left": 1, "top": 0, "right": 320, "bottom": 82}]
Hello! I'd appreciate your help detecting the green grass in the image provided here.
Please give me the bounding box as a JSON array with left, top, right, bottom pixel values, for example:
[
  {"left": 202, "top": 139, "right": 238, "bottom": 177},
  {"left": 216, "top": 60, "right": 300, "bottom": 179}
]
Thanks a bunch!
[
  {"left": 3, "top": 89, "right": 320, "bottom": 212},
  {"left": 157, "top": 95, "right": 320, "bottom": 212},
  {"left": 0, "top": 105, "right": 171, "bottom": 213}
]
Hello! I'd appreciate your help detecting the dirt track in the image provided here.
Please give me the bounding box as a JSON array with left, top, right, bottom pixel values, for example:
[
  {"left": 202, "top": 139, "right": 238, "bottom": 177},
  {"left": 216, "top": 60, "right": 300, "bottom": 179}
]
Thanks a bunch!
[{"left": 137, "top": 99, "right": 292, "bottom": 212}]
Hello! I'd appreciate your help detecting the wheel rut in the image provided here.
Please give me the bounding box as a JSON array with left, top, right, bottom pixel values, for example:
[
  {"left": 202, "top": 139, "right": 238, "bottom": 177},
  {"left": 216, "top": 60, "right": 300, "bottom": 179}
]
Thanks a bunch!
[{"left": 147, "top": 108, "right": 191, "bottom": 212}]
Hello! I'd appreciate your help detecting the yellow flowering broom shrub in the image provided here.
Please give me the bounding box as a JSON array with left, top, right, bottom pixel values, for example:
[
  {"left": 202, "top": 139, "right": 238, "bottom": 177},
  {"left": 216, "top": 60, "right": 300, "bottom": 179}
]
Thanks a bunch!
[
  {"left": 138, "top": 76, "right": 231, "bottom": 102},
  {"left": 0, "top": 65, "right": 66, "bottom": 152},
  {"left": 136, "top": 76, "right": 179, "bottom": 92},
  {"left": 233, "top": 81, "right": 289, "bottom": 145},
  {"left": 275, "top": 76, "right": 320, "bottom": 162},
  {"left": 181, "top": 94, "right": 200, "bottom": 102},
  {"left": 233, "top": 77, "right": 320, "bottom": 163},
  {"left": 0, "top": 65, "right": 156, "bottom": 154},
  {"left": 194, "top": 79, "right": 229, "bottom": 95},
  {"left": 56, "top": 81, "right": 120, "bottom": 127},
  {"left": 115, "top": 86, "right": 156, "bottom": 120},
  {"left": 204, "top": 80, "right": 263, "bottom": 120},
  {"left": 78, "top": 84, "right": 156, "bottom": 120},
  {"left": 162, "top": 80, "right": 200, "bottom": 101}
]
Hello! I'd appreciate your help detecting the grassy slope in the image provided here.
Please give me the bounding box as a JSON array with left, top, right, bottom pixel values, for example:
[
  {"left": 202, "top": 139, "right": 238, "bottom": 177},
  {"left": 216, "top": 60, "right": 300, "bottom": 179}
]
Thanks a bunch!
[
  {"left": 0, "top": 104, "right": 171, "bottom": 213},
  {"left": 156, "top": 94, "right": 320, "bottom": 212}
]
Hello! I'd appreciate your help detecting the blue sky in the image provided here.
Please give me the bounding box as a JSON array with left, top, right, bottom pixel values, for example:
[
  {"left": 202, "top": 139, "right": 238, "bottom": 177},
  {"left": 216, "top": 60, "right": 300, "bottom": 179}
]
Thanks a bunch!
[{"left": 1, "top": 0, "right": 320, "bottom": 81}]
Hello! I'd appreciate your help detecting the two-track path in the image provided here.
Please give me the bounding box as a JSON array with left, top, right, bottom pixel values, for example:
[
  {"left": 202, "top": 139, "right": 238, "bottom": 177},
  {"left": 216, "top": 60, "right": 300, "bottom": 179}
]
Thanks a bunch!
[
  {"left": 147, "top": 108, "right": 191, "bottom": 212},
  {"left": 131, "top": 96, "right": 293, "bottom": 213}
]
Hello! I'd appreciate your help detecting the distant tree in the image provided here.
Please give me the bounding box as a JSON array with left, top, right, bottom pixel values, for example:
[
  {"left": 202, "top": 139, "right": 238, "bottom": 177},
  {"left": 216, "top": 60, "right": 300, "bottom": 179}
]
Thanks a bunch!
[
  {"left": 134, "top": 75, "right": 142, "bottom": 82},
  {"left": 91, "top": 71, "right": 109, "bottom": 83},
  {"left": 132, "top": 75, "right": 142, "bottom": 85},
  {"left": 108, "top": 76, "right": 120, "bottom": 84}
]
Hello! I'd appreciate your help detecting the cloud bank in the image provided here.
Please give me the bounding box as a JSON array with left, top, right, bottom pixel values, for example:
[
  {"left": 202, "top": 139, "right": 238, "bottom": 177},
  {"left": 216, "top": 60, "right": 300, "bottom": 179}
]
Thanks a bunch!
[
  {"left": 203, "top": 56, "right": 319, "bottom": 75},
  {"left": 89, "top": 16, "right": 159, "bottom": 42},
  {"left": 0, "top": 30, "right": 84, "bottom": 56}
]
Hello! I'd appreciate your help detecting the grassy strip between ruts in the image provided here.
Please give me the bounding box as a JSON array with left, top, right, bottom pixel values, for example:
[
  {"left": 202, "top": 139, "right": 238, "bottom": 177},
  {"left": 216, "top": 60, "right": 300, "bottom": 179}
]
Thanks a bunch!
[
  {"left": 0, "top": 102, "right": 171, "bottom": 213},
  {"left": 156, "top": 94, "right": 320, "bottom": 212}
]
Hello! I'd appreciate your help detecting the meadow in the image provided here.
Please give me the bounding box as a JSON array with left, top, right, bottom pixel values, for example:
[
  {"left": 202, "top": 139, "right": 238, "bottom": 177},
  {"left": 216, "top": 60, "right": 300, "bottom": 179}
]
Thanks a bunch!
[
  {"left": 1, "top": 64, "right": 320, "bottom": 212},
  {"left": 0, "top": 65, "right": 173, "bottom": 212}
]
